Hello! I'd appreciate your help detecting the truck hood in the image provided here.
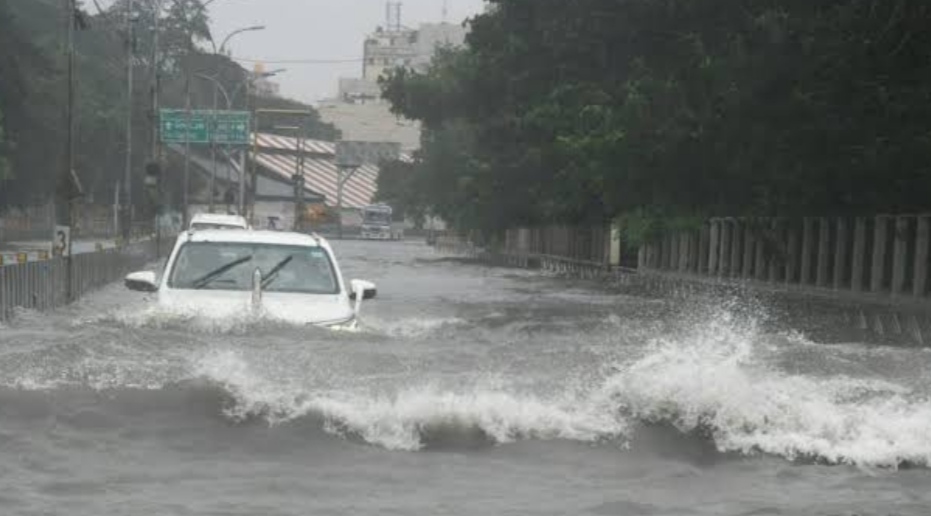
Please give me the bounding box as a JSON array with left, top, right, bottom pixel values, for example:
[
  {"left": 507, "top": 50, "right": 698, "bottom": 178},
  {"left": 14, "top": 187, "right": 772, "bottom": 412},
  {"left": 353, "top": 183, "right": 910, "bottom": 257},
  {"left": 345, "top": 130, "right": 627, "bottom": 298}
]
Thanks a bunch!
[{"left": 157, "top": 289, "right": 355, "bottom": 326}]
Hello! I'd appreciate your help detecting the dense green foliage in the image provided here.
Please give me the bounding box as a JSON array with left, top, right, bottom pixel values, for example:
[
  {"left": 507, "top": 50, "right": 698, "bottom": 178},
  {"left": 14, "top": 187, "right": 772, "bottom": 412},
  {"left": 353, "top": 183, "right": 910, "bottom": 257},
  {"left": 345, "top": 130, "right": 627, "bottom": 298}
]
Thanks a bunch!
[
  {"left": 0, "top": 0, "right": 337, "bottom": 210},
  {"left": 374, "top": 158, "right": 427, "bottom": 226},
  {"left": 381, "top": 0, "right": 931, "bottom": 232}
]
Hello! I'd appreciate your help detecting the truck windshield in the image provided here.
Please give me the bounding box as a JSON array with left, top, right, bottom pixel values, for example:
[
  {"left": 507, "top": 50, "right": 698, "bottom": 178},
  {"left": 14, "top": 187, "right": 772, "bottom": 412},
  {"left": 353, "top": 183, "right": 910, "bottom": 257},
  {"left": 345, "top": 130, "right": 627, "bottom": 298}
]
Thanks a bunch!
[
  {"left": 190, "top": 223, "right": 244, "bottom": 230},
  {"left": 363, "top": 211, "right": 391, "bottom": 225},
  {"left": 168, "top": 242, "right": 339, "bottom": 294}
]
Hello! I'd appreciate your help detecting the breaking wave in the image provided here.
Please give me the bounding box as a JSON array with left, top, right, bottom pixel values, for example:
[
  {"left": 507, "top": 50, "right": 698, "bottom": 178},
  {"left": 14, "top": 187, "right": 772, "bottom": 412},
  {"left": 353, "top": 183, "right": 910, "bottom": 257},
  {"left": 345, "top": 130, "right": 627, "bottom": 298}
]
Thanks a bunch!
[
  {"left": 6, "top": 303, "right": 929, "bottom": 468},
  {"left": 192, "top": 349, "right": 626, "bottom": 451},
  {"left": 187, "top": 308, "right": 931, "bottom": 467}
]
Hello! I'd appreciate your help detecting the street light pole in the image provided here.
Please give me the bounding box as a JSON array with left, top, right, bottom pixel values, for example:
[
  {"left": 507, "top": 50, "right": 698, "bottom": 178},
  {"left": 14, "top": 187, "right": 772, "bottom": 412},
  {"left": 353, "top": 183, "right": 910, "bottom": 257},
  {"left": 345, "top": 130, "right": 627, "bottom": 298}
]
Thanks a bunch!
[
  {"left": 202, "top": 25, "right": 263, "bottom": 214},
  {"left": 123, "top": 0, "right": 135, "bottom": 243}
]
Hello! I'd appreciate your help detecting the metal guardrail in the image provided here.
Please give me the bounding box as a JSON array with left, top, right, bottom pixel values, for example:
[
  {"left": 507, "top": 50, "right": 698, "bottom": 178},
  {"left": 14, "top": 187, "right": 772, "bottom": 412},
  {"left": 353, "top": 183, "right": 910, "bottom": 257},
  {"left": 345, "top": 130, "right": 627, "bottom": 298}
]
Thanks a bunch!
[{"left": 0, "top": 238, "right": 167, "bottom": 322}]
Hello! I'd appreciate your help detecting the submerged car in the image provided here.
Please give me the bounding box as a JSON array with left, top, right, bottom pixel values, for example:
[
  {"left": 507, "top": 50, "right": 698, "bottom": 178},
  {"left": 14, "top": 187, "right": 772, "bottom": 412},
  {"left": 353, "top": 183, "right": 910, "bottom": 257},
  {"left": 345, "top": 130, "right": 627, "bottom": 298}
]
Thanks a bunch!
[
  {"left": 124, "top": 229, "right": 376, "bottom": 328},
  {"left": 189, "top": 213, "right": 249, "bottom": 231}
]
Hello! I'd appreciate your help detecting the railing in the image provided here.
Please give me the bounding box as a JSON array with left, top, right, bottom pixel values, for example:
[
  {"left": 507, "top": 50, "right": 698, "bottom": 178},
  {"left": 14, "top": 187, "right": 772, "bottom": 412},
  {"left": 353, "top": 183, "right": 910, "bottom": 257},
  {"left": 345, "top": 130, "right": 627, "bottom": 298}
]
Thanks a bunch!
[
  {"left": 434, "top": 235, "right": 480, "bottom": 257},
  {"left": 0, "top": 238, "right": 163, "bottom": 322},
  {"left": 639, "top": 215, "right": 931, "bottom": 299},
  {"left": 503, "top": 226, "right": 612, "bottom": 266},
  {"left": 432, "top": 226, "right": 618, "bottom": 277}
]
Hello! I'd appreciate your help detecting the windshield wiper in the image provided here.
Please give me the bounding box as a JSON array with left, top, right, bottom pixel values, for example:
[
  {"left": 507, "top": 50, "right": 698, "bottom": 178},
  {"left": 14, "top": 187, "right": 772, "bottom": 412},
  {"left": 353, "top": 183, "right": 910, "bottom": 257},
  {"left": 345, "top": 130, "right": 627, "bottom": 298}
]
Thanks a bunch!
[
  {"left": 261, "top": 255, "right": 294, "bottom": 289},
  {"left": 192, "top": 255, "right": 253, "bottom": 289}
]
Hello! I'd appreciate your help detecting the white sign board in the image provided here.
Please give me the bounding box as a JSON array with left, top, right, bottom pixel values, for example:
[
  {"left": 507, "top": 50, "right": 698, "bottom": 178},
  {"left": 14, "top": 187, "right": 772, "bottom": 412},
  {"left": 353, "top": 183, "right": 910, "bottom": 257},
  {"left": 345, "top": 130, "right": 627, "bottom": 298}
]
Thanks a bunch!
[{"left": 54, "top": 225, "right": 71, "bottom": 257}]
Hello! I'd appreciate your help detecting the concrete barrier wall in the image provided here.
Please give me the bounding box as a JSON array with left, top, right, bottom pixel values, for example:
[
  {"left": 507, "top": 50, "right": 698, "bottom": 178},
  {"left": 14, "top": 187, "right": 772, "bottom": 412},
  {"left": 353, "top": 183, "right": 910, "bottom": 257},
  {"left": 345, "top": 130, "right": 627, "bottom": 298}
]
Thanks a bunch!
[
  {"left": 503, "top": 225, "right": 612, "bottom": 266},
  {"left": 638, "top": 215, "right": 931, "bottom": 299},
  {"left": 0, "top": 239, "right": 164, "bottom": 322}
]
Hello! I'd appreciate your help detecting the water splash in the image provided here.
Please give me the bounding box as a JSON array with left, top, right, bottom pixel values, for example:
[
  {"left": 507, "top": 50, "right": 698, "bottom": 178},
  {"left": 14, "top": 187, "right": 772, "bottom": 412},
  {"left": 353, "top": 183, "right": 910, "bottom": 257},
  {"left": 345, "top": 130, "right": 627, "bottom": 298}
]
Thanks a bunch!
[
  {"left": 187, "top": 306, "right": 931, "bottom": 466},
  {"left": 192, "top": 349, "right": 628, "bottom": 451},
  {"left": 603, "top": 307, "right": 931, "bottom": 468}
]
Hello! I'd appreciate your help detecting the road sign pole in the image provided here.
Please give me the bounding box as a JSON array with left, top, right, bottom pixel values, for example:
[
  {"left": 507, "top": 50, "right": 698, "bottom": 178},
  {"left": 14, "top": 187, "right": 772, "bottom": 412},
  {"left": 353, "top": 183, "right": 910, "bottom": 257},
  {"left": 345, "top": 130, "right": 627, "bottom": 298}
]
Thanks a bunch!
[
  {"left": 159, "top": 107, "right": 251, "bottom": 223},
  {"left": 209, "top": 88, "right": 218, "bottom": 214},
  {"left": 183, "top": 98, "right": 191, "bottom": 227}
]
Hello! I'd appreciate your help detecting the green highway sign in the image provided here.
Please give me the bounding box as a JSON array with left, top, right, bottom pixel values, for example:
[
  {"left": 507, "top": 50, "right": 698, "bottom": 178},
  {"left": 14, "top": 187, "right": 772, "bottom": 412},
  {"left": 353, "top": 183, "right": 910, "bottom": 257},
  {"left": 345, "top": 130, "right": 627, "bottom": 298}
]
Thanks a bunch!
[{"left": 160, "top": 109, "right": 251, "bottom": 145}]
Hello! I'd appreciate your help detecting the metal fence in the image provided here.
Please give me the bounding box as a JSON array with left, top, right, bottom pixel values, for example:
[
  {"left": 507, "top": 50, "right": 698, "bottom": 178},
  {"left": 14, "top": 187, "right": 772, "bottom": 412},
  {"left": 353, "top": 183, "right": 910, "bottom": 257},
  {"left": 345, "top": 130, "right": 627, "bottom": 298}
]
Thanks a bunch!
[{"left": 0, "top": 238, "right": 164, "bottom": 322}]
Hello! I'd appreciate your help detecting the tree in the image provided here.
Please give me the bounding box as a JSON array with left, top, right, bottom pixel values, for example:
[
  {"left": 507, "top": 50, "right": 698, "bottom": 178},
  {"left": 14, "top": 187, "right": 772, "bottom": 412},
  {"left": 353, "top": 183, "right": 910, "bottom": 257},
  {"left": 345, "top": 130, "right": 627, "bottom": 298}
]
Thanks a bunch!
[
  {"left": 0, "top": 0, "right": 338, "bottom": 211},
  {"left": 380, "top": 0, "right": 931, "bottom": 235}
]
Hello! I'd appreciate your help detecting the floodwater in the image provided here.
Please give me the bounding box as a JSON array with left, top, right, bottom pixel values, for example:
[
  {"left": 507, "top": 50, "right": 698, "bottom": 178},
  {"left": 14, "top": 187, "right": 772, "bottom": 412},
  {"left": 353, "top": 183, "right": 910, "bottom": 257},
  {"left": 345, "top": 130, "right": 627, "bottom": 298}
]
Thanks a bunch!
[{"left": 1, "top": 241, "right": 929, "bottom": 516}]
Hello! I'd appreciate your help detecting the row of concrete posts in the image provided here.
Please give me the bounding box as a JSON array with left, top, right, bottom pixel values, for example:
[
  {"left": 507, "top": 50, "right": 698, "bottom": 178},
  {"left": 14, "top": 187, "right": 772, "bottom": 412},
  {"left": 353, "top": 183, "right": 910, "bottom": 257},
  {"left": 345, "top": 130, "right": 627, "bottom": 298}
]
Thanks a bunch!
[{"left": 639, "top": 215, "right": 931, "bottom": 298}]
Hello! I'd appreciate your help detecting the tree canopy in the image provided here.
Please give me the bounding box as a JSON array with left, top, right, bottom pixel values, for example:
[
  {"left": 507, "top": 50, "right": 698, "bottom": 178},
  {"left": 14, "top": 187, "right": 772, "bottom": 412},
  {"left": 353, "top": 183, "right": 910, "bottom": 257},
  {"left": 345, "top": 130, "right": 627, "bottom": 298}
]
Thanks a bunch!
[
  {"left": 380, "top": 0, "right": 931, "bottom": 233},
  {"left": 0, "top": 0, "right": 338, "bottom": 210}
]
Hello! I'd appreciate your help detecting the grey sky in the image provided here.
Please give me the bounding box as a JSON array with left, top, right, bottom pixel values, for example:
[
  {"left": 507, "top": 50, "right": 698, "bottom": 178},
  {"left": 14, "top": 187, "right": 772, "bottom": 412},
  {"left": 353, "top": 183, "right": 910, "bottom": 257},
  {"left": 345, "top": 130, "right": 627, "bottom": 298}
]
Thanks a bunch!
[{"left": 209, "top": 0, "right": 486, "bottom": 104}]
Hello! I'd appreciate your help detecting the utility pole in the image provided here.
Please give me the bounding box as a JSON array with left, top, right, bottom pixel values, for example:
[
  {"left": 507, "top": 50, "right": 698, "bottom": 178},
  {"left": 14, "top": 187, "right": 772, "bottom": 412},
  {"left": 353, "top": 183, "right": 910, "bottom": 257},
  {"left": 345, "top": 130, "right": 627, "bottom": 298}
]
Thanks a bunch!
[
  {"left": 209, "top": 86, "right": 218, "bottom": 213},
  {"left": 150, "top": 0, "right": 162, "bottom": 257},
  {"left": 60, "top": 0, "right": 77, "bottom": 301},
  {"left": 248, "top": 92, "right": 259, "bottom": 226},
  {"left": 183, "top": 77, "right": 191, "bottom": 228},
  {"left": 294, "top": 128, "right": 306, "bottom": 232},
  {"left": 123, "top": 0, "right": 135, "bottom": 243}
]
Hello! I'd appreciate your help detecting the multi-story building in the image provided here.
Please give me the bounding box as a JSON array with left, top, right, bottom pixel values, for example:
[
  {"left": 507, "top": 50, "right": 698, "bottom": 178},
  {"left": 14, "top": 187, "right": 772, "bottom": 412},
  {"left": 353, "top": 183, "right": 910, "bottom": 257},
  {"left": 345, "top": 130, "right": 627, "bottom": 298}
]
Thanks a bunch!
[
  {"left": 319, "top": 16, "right": 467, "bottom": 151},
  {"left": 362, "top": 22, "right": 467, "bottom": 82}
]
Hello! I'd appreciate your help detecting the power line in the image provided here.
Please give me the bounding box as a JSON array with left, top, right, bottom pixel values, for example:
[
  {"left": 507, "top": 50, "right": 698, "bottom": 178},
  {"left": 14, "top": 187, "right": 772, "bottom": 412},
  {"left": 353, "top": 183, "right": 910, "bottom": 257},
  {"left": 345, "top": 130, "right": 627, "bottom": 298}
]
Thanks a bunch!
[{"left": 234, "top": 57, "right": 364, "bottom": 65}]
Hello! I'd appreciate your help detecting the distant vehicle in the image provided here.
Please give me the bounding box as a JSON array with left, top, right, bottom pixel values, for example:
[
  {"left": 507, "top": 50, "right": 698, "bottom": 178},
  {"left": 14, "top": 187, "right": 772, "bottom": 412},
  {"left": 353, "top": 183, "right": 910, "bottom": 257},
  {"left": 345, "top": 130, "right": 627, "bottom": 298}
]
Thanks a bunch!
[
  {"left": 123, "top": 229, "right": 377, "bottom": 329},
  {"left": 189, "top": 213, "right": 249, "bottom": 231},
  {"left": 360, "top": 204, "right": 401, "bottom": 240}
]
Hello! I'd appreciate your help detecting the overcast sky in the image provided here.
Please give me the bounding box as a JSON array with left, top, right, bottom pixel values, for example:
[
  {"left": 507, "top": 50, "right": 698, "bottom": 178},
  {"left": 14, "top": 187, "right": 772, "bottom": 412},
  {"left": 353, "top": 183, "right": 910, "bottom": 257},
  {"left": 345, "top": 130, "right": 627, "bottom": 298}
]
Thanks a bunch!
[{"left": 207, "top": 0, "right": 486, "bottom": 104}]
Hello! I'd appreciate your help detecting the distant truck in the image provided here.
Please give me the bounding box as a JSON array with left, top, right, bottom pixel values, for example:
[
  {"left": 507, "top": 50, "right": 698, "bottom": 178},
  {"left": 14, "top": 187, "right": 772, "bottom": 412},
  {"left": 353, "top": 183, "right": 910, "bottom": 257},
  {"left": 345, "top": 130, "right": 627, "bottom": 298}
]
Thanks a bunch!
[{"left": 360, "top": 204, "right": 402, "bottom": 240}]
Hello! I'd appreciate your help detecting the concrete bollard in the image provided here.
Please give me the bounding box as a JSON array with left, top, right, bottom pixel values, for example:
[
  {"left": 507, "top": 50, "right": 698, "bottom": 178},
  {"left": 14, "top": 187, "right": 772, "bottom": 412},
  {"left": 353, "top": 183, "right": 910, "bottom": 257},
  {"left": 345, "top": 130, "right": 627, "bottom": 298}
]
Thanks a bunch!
[
  {"left": 709, "top": 220, "right": 721, "bottom": 276},
  {"left": 891, "top": 216, "right": 910, "bottom": 296},
  {"left": 689, "top": 232, "right": 700, "bottom": 273},
  {"left": 785, "top": 223, "right": 801, "bottom": 284},
  {"left": 833, "top": 218, "right": 848, "bottom": 290},
  {"left": 678, "top": 233, "right": 689, "bottom": 272},
  {"left": 816, "top": 217, "right": 831, "bottom": 288},
  {"left": 729, "top": 220, "right": 743, "bottom": 277},
  {"left": 851, "top": 217, "right": 867, "bottom": 292},
  {"left": 801, "top": 217, "right": 816, "bottom": 286},
  {"left": 754, "top": 228, "right": 766, "bottom": 282},
  {"left": 871, "top": 215, "right": 890, "bottom": 293},
  {"left": 720, "top": 220, "right": 733, "bottom": 277},
  {"left": 768, "top": 219, "right": 783, "bottom": 283},
  {"left": 913, "top": 216, "right": 930, "bottom": 297},
  {"left": 742, "top": 225, "right": 755, "bottom": 279}
]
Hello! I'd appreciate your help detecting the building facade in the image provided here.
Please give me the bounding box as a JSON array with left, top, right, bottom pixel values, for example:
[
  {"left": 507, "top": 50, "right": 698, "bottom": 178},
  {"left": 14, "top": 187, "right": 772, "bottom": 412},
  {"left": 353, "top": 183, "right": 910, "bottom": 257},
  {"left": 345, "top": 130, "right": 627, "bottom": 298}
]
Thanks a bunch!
[{"left": 362, "top": 22, "right": 467, "bottom": 81}]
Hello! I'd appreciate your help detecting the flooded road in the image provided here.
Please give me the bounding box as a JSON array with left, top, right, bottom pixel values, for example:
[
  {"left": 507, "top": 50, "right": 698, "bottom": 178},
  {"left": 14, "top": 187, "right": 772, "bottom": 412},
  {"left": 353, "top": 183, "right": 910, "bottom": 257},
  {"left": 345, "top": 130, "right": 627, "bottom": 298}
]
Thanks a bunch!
[{"left": 1, "top": 241, "right": 929, "bottom": 515}]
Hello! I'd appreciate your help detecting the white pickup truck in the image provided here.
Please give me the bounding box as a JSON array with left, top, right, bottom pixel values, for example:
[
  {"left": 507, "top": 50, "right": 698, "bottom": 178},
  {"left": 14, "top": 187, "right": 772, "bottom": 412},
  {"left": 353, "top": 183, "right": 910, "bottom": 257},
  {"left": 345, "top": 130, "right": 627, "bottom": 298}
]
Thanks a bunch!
[{"left": 124, "top": 229, "right": 376, "bottom": 329}]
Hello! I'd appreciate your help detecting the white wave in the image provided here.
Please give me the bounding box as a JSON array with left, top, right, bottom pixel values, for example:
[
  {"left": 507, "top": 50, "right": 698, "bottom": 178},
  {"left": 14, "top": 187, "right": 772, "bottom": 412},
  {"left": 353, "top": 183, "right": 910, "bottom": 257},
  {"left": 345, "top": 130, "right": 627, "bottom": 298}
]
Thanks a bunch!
[
  {"left": 192, "top": 349, "right": 628, "bottom": 451},
  {"left": 190, "top": 311, "right": 931, "bottom": 466},
  {"left": 602, "top": 309, "right": 931, "bottom": 468},
  {"left": 365, "top": 315, "right": 465, "bottom": 338},
  {"left": 76, "top": 304, "right": 302, "bottom": 335}
]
